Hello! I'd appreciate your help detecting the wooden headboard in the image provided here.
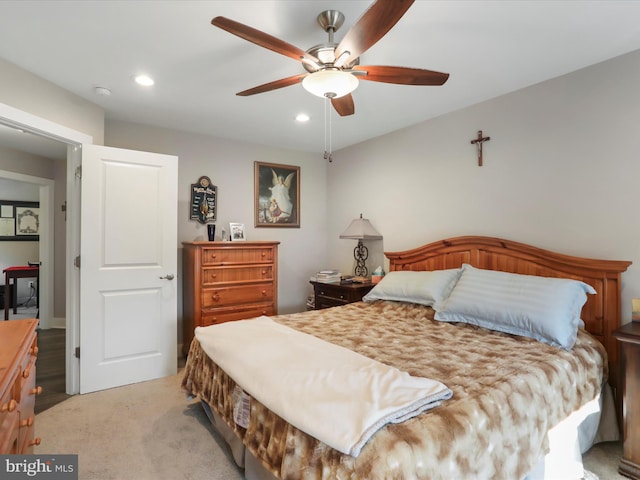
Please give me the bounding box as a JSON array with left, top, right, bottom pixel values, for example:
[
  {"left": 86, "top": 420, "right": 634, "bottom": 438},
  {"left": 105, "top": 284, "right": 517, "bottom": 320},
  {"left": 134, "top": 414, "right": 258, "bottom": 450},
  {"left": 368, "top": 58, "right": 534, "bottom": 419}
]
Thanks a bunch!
[{"left": 386, "top": 236, "right": 631, "bottom": 392}]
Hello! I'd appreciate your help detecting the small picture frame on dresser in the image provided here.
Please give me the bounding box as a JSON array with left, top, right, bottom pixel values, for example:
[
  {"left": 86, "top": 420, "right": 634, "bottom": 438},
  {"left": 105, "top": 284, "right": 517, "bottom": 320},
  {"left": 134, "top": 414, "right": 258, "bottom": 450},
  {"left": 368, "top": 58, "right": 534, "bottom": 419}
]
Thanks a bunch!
[{"left": 230, "top": 222, "right": 246, "bottom": 241}]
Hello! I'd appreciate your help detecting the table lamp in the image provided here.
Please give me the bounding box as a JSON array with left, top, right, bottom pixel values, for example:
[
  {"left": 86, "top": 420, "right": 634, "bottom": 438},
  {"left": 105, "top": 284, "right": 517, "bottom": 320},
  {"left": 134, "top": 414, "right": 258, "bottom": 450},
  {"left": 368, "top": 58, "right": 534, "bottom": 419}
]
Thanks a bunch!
[{"left": 339, "top": 214, "right": 382, "bottom": 276}]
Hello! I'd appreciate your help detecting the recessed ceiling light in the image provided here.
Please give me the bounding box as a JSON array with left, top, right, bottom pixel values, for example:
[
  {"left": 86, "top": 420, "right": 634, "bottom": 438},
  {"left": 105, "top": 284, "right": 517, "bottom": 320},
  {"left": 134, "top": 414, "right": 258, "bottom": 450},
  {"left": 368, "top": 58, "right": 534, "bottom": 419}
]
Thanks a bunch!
[
  {"left": 296, "top": 113, "right": 310, "bottom": 122},
  {"left": 134, "top": 74, "right": 155, "bottom": 87}
]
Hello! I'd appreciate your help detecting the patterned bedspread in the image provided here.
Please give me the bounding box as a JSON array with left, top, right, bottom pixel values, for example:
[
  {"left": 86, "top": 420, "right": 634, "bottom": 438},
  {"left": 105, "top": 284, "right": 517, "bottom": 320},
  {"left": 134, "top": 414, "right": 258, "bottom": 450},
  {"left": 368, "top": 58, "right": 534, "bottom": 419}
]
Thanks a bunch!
[{"left": 181, "top": 300, "right": 607, "bottom": 480}]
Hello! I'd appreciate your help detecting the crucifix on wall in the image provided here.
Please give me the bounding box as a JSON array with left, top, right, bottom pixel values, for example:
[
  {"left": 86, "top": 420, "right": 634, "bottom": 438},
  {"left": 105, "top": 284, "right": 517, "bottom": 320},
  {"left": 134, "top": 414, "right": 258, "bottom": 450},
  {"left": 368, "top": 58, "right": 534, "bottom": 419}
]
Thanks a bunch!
[{"left": 470, "top": 130, "right": 491, "bottom": 166}]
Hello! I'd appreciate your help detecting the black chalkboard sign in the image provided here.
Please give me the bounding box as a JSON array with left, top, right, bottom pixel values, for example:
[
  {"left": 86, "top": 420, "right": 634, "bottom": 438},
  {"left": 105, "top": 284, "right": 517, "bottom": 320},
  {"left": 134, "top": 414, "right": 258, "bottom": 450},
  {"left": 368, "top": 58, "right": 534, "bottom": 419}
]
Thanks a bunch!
[{"left": 190, "top": 176, "right": 217, "bottom": 224}]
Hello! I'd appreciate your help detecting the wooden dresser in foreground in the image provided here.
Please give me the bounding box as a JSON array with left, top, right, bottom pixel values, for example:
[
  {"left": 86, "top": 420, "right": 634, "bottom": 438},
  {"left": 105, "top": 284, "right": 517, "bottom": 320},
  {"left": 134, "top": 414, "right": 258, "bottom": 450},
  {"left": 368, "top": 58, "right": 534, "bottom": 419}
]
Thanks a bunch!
[
  {"left": 614, "top": 321, "right": 640, "bottom": 480},
  {"left": 0, "top": 318, "right": 41, "bottom": 454},
  {"left": 182, "top": 241, "right": 279, "bottom": 356}
]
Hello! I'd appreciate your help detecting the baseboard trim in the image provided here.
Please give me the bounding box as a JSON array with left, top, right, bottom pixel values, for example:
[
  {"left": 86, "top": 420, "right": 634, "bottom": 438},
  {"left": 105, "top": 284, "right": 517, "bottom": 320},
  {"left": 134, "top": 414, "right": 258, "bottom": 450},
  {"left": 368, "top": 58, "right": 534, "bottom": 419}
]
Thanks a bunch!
[{"left": 50, "top": 316, "right": 66, "bottom": 329}]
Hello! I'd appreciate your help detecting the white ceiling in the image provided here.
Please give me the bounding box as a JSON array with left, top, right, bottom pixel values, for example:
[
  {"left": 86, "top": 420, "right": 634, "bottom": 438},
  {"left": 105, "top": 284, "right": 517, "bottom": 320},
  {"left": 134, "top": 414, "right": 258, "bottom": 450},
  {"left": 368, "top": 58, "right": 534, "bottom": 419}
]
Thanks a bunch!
[{"left": 1, "top": 0, "right": 640, "bottom": 161}]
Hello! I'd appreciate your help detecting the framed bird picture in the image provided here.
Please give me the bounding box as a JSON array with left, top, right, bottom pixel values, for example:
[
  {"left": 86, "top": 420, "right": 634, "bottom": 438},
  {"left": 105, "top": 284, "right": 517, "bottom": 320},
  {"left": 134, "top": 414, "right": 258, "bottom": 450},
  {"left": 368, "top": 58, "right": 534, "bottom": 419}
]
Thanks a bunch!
[{"left": 254, "top": 161, "right": 300, "bottom": 228}]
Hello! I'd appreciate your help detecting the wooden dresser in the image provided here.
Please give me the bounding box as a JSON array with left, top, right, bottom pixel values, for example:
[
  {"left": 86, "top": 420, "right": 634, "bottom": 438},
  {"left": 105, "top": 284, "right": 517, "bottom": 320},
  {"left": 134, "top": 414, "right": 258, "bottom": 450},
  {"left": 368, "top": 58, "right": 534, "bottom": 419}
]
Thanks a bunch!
[
  {"left": 182, "top": 241, "right": 279, "bottom": 355},
  {"left": 0, "top": 318, "right": 41, "bottom": 454}
]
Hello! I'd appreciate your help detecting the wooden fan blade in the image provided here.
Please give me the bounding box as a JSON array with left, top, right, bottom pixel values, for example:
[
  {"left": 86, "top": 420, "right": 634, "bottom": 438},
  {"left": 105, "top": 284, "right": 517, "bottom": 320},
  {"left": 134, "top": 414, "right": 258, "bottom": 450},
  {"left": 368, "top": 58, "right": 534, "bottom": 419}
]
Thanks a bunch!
[
  {"left": 236, "top": 74, "right": 307, "bottom": 96},
  {"left": 331, "top": 94, "right": 355, "bottom": 117},
  {"left": 212, "top": 16, "right": 312, "bottom": 62},
  {"left": 353, "top": 65, "right": 449, "bottom": 86},
  {"left": 334, "top": 0, "right": 415, "bottom": 65}
]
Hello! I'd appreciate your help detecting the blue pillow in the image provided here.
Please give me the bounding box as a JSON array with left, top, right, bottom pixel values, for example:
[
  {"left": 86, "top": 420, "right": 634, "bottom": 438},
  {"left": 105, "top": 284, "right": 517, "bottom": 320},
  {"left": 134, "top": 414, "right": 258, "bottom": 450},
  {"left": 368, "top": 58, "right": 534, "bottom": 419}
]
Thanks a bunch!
[
  {"left": 363, "top": 269, "right": 462, "bottom": 309},
  {"left": 434, "top": 264, "right": 596, "bottom": 350}
]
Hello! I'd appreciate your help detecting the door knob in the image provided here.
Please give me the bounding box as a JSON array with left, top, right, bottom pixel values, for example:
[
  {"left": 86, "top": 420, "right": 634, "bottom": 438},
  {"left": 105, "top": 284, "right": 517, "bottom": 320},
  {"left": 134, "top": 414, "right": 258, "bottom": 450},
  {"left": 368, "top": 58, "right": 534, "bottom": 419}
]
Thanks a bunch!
[{"left": 159, "top": 274, "right": 175, "bottom": 280}]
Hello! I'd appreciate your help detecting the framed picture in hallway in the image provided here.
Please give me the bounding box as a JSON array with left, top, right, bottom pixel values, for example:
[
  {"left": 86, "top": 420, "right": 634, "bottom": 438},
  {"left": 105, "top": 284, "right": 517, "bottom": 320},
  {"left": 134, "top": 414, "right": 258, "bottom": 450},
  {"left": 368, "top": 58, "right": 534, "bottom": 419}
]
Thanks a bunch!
[
  {"left": 254, "top": 161, "right": 300, "bottom": 228},
  {"left": 0, "top": 200, "right": 39, "bottom": 241}
]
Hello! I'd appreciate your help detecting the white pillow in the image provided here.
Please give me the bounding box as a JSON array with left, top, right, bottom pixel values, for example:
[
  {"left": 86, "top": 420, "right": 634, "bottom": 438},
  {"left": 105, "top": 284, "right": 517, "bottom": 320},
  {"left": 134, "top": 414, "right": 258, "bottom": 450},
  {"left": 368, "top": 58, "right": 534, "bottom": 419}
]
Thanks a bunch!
[
  {"left": 434, "top": 264, "right": 596, "bottom": 350},
  {"left": 363, "top": 269, "right": 462, "bottom": 309}
]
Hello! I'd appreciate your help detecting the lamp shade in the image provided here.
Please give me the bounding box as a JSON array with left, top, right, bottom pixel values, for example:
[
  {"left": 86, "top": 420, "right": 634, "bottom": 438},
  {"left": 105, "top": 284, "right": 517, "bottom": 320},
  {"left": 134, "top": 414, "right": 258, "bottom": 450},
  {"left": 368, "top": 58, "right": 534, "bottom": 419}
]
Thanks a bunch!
[
  {"left": 302, "top": 70, "right": 359, "bottom": 98},
  {"left": 339, "top": 214, "right": 382, "bottom": 240}
]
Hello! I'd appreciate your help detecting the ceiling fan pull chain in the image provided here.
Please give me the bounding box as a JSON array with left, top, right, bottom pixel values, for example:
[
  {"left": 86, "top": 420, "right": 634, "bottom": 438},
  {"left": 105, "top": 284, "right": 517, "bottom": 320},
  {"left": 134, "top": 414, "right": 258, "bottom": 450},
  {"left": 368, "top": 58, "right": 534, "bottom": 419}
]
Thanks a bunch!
[{"left": 323, "top": 96, "right": 333, "bottom": 162}]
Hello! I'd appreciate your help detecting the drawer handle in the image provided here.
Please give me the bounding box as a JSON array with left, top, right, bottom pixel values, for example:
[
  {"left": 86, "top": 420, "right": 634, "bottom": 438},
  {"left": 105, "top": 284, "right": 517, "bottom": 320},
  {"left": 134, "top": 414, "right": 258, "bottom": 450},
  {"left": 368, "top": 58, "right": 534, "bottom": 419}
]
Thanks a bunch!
[
  {"left": 20, "top": 417, "right": 34, "bottom": 428},
  {"left": 262, "top": 270, "right": 267, "bottom": 275},
  {"left": 30, "top": 386, "right": 43, "bottom": 396},
  {"left": 320, "top": 291, "right": 325, "bottom": 295},
  {"left": 1, "top": 399, "right": 17, "bottom": 413},
  {"left": 340, "top": 295, "right": 345, "bottom": 299},
  {"left": 22, "top": 368, "right": 30, "bottom": 379},
  {"left": 31, "top": 346, "right": 39, "bottom": 356},
  {"left": 211, "top": 293, "right": 220, "bottom": 302},
  {"left": 29, "top": 437, "right": 41, "bottom": 447},
  {"left": 261, "top": 290, "right": 267, "bottom": 296}
]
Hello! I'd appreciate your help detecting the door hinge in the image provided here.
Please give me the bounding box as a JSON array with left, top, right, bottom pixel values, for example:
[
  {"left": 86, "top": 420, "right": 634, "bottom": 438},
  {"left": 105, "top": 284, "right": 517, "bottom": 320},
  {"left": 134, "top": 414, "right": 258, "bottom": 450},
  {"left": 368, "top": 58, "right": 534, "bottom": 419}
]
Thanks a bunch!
[
  {"left": 74, "top": 255, "right": 80, "bottom": 268},
  {"left": 75, "top": 165, "right": 82, "bottom": 180},
  {"left": 75, "top": 347, "right": 80, "bottom": 358}
]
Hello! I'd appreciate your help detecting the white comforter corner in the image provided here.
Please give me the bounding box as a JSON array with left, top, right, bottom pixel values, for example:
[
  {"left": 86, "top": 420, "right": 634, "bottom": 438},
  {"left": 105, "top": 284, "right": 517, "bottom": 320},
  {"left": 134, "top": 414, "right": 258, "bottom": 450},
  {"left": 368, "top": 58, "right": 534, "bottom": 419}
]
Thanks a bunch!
[{"left": 194, "top": 316, "right": 453, "bottom": 457}]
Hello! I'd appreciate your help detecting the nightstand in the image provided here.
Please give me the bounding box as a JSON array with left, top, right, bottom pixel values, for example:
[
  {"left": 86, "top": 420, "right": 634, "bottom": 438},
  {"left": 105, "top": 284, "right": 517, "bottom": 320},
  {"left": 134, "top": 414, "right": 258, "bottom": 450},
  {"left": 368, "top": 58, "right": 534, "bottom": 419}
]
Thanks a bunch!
[
  {"left": 613, "top": 321, "right": 640, "bottom": 480},
  {"left": 310, "top": 281, "right": 374, "bottom": 310}
]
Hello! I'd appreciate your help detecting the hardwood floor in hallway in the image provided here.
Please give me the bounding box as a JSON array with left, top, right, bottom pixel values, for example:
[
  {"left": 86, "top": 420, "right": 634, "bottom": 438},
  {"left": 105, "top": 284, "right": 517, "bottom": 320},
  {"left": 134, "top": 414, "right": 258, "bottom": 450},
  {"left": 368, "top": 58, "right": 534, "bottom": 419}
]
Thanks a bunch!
[{"left": 36, "top": 328, "right": 71, "bottom": 414}]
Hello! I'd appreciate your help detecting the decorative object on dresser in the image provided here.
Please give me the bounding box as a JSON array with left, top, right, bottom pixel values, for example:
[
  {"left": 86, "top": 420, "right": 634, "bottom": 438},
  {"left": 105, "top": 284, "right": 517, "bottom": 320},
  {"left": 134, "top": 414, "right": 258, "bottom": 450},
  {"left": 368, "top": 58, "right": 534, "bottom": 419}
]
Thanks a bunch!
[
  {"left": 255, "top": 162, "right": 300, "bottom": 228},
  {"left": 229, "top": 223, "right": 246, "bottom": 242},
  {"left": 310, "top": 280, "right": 373, "bottom": 310},
  {"left": 189, "top": 176, "right": 217, "bottom": 224},
  {"left": 0, "top": 318, "right": 42, "bottom": 453},
  {"left": 613, "top": 319, "right": 640, "bottom": 479},
  {"left": 339, "top": 214, "right": 382, "bottom": 276},
  {"left": 182, "top": 241, "right": 279, "bottom": 356}
]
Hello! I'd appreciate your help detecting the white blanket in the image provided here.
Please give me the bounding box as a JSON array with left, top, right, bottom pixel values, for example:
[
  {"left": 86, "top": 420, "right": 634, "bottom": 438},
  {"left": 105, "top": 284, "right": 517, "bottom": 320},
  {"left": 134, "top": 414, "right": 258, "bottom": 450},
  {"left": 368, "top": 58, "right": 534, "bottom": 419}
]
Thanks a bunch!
[{"left": 194, "top": 316, "right": 453, "bottom": 457}]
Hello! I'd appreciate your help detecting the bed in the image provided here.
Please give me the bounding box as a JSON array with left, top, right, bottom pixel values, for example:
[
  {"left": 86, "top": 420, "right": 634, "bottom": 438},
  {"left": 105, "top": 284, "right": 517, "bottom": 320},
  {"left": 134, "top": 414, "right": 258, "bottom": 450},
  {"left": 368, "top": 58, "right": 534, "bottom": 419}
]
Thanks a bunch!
[{"left": 182, "top": 236, "right": 631, "bottom": 480}]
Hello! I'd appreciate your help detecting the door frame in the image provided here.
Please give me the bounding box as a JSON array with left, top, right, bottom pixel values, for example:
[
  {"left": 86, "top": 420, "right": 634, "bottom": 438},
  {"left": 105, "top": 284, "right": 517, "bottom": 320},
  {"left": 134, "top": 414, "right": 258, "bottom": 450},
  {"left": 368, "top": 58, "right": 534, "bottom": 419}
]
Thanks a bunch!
[{"left": 0, "top": 101, "right": 92, "bottom": 394}]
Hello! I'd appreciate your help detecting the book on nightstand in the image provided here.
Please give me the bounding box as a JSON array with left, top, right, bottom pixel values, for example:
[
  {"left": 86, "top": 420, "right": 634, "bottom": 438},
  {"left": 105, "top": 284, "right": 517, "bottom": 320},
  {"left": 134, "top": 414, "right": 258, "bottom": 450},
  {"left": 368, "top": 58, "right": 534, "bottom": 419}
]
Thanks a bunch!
[{"left": 311, "top": 269, "right": 342, "bottom": 284}]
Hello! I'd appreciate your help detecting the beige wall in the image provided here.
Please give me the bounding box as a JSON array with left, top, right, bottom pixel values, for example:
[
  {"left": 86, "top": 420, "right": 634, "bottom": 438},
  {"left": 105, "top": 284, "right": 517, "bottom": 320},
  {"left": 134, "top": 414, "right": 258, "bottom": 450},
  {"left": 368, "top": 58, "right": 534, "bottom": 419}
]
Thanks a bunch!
[
  {"left": 105, "top": 121, "right": 328, "bottom": 318},
  {"left": 327, "top": 49, "right": 640, "bottom": 324},
  {"left": 0, "top": 57, "right": 104, "bottom": 144}
]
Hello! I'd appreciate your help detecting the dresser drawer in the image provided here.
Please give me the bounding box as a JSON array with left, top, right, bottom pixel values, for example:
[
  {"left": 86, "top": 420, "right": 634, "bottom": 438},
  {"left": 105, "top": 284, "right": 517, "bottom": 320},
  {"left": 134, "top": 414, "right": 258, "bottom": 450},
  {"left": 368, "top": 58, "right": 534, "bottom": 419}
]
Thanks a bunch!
[
  {"left": 0, "top": 406, "right": 19, "bottom": 454},
  {"left": 202, "top": 265, "right": 274, "bottom": 284},
  {"left": 1, "top": 364, "right": 21, "bottom": 454},
  {"left": 0, "top": 319, "right": 40, "bottom": 454},
  {"left": 202, "top": 284, "right": 274, "bottom": 308},
  {"left": 18, "top": 360, "right": 37, "bottom": 452},
  {"left": 182, "top": 241, "right": 279, "bottom": 357},
  {"left": 314, "top": 283, "right": 365, "bottom": 303},
  {"left": 311, "top": 281, "right": 374, "bottom": 310},
  {"left": 201, "top": 305, "right": 275, "bottom": 326},
  {"left": 202, "top": 247, "right": 275, "bottom": 265}
]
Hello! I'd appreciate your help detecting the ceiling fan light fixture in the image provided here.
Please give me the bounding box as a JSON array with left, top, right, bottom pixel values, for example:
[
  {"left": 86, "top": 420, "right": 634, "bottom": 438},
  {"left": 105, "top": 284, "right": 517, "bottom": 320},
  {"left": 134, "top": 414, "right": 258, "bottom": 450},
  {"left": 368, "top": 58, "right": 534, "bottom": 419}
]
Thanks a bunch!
[{"left": 302, "top": 70, "right": 359, "bottom": 99}]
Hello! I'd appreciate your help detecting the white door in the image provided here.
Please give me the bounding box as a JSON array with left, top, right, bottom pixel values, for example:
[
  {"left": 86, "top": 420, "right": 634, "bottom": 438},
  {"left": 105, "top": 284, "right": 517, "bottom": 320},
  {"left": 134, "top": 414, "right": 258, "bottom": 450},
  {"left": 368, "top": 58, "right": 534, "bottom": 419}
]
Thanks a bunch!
[{"left": 79, "top": 145, "right": 178, "bottom": 394}]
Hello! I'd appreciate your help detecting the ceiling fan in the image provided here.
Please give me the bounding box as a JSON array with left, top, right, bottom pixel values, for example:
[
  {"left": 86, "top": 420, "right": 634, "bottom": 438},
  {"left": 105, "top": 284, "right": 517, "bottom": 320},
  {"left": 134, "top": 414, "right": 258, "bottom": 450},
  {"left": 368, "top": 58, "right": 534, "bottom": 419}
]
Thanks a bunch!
[{"left": 211, "top": 0, "right": 449, "bottom": 117}]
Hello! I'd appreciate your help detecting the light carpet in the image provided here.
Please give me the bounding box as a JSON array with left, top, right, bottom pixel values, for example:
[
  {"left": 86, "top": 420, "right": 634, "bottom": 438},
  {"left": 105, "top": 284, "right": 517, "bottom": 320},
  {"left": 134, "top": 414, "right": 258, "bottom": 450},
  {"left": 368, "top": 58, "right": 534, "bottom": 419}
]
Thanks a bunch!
[
  {"left": 35, "top": 370, "right": 243, "bottom": 480},
  {"left": 35, "top": 370, "right": 625, "bottom": 480}
]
